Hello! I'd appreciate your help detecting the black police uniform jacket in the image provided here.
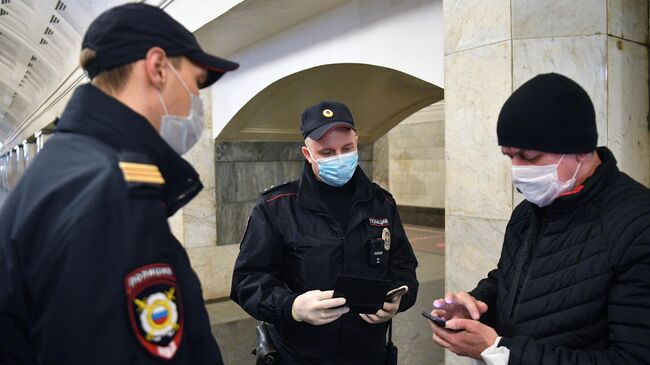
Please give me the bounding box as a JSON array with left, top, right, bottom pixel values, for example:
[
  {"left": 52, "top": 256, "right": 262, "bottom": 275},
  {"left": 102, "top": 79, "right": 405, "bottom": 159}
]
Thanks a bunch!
[
  {"left": 0, "top": 84, "right": 223, "bottom": 365},
  {"left": 471, "top": 147, "right": 650, "bottom": 364},
  {"left": 230, "top": 163, "right": 419, "bottom": 365}
]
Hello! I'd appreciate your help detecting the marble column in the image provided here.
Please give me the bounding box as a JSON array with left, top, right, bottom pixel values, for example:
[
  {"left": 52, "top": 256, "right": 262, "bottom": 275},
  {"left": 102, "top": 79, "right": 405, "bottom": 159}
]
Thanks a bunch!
[
  {"left": 168, "top": 87, "right": 240, "bottom": 300},
  {"left": 22, "top": 139, "right": 37, "bottom": 168},
  {"left": 443, "top": 1, "right": 648, "bottom": 364},
  {"left": 0, "top": 154, "right": 7, "bottom": 192}
]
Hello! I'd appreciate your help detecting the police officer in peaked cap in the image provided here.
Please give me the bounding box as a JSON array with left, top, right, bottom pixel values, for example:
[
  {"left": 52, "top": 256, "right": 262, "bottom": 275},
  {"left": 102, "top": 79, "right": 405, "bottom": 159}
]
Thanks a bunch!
[
  {"left": 0, "top": 4, "right": 237, "bottom": 364},
  {"left": 231, "top": 101, "right": 419, "bottom": 364}
]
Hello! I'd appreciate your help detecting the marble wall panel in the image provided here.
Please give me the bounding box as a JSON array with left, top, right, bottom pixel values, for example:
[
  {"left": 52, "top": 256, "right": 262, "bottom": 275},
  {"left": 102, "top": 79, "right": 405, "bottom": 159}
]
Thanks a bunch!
[
  {"left": 217, "top": 201, "right": 256, "bottom": 246},
  {"left": 445, "top": 215, "right": 507, "bottom": 294},
  {"left": 444, "top": 0, "right": 511, "bottom": 55},
  {"left": 168, "top": 209, "right": 184, "bottom": 244},
  {"left": 215, "top": 141, "right": 373, "bottom": 246},
  {"left": 187, "top": 244, "right": 241, "bottom": 299},
  {"left": 512, "top": 35, "right": 609, "bottom": 146},
  {"left": 182, "top": 90, "right": 217, "bottom": 248},
  {"left": 608, "top": 0, "right": 648, "bottom": 44},
  {"left": 216, "top": 141, "right": 304, "bottom": 162},
  {"left": 171, "top": 88, "right": 217, "bottom": 248},
  {"left": 373, "top": 134, "right": 390, "bottom": 188},
  {"left": 512, "top": 0, "right": 606, "bottom": 39},
  {"left": 607, "top": 37, "right": 650, "bottom": 185},
  {"left": 444, "top": 214, "right": 509, "bottom": 365},
  {"left": 445, "top": 41, "right": 514, "bottom": 220}
]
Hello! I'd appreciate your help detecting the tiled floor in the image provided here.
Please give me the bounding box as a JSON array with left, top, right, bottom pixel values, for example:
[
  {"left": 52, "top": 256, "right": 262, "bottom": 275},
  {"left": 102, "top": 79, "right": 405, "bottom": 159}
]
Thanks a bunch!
[{"left": 209, "top": 224, "right": 446, "bottom": 364}]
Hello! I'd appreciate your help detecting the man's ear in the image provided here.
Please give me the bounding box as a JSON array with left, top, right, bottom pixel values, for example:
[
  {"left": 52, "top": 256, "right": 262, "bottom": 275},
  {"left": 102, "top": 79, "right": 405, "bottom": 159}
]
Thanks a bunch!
[
  {"left": 576, "top": 152, "right": 594, "bottom": 162},
  {"left": 301, "top": 146, "right": 312, "bottom": 163},
  {"left": 143, "top": 47, "right": 168, "bottom": 89}
]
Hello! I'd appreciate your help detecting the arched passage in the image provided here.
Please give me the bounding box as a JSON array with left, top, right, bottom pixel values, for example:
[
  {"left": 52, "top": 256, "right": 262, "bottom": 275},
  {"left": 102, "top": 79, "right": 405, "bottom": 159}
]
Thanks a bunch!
[
  {"left": 213, "top": 63, "right": 442, "bottom": 246},
  {"left": 217, "top": 63, "right": 443, "bottom": 143}
]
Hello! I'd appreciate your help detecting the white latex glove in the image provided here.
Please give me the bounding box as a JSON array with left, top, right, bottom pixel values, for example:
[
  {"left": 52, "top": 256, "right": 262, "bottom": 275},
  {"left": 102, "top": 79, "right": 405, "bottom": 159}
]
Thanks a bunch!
[{"left": 291, "top": 290, "right": 349, "bottom": 325}]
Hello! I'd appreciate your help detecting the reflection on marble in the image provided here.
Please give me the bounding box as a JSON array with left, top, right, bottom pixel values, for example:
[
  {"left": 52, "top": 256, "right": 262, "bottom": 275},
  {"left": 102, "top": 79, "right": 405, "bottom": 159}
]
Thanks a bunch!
[
  {"left": 512, "top": 35, "right": 609, "bottom": 146},
  {"left": 179, "top": 88, "right": 217, "bottom": 249},
  {"left": 607, "top": 37, "right": 649, "bottom": 186},
  {"left": 373, "top": 134, "right": 389, "bottom": 189},
  {"left": 444, "top": 214, "right": 506, "bottom": 365},
  {"left": 608, "top": 0, "right": 648, "bottom": 44},
  {"left": 388, "top": 102, "right": 445, "bottom": 208},
  {"left": 512, "top": 0, "right": 606, "bottom": 39},
  {"left": 168, "top": 209, "right": 184, "bottom": 244},
  {"left": 215, "top": 141, "right": 374, "bottom": 246},
  {"left": 443, "top": 0, "right": 511, "bottom": 55},
  {"left": 187, "top": 244, "right": 241, "bottom": 299},
  {"left": 445, "top": 41, "right": 513, "bottom": 220},
  {"left": 445, "top": 214, "right": 507, "bottom": 294}
]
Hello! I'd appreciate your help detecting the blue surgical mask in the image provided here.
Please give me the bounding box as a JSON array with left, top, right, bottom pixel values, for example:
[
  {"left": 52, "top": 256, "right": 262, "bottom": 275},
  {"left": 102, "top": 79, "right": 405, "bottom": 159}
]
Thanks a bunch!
[{"left": 308, "top": 149, "right": 359, "bottom": 187}]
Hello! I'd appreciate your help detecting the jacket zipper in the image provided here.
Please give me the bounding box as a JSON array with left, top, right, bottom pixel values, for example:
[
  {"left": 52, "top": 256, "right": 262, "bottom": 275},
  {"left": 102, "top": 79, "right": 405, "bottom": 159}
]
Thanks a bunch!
[
  {"left": 510, "top": 211, "right": 547, "bottom": 320},
  {"left": 509, "top": 229, "right": 534, "bottom": 320}
]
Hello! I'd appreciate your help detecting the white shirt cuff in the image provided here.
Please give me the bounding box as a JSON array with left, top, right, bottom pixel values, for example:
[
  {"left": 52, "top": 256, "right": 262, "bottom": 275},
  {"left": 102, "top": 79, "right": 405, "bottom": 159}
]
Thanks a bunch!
[{"left": 479, "top": 336, "right": 510, "bottom": 365}]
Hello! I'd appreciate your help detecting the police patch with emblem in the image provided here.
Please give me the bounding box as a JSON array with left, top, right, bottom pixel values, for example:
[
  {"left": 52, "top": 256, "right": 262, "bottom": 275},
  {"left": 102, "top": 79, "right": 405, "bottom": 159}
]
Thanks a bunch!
[
  {"left": 125, "top": 263, "right": 183, "bottom": 360},
  {"left": 382, "top": 227, "right": 391, "bottom": 251}
]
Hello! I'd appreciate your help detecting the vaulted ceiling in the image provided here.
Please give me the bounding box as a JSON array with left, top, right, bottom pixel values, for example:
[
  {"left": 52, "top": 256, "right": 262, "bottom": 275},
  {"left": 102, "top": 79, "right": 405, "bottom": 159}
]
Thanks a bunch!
[{"left": 0, "top": 0, "right": 127, "bottom": 146}]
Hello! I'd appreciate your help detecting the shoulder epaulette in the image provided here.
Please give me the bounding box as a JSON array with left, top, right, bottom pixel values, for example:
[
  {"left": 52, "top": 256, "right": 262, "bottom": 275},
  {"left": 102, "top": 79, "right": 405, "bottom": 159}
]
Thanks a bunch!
[
  {"left": 118, "top": 153, "right": 165, "bottom": 186},
  {"left": 261, "top": 181, "right": 291, "bottom": 196}
]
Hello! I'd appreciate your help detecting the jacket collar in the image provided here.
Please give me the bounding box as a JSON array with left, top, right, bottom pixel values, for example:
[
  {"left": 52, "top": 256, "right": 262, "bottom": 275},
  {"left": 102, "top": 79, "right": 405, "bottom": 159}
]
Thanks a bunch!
[
  {"left": 297, "top": 161, "right": 375, "bottom": 212},
  {"left": 543, "top": 146, "right": 619, "bottom": 216},
  {"left": 55, "top": 84, "right": 202, "bottom": 216}
]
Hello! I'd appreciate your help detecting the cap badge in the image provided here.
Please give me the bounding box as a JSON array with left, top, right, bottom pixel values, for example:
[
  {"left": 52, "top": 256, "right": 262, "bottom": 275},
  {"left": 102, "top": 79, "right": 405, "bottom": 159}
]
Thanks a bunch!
[{"left": 322, "top": 109, "right": 334, "bottom": 118}]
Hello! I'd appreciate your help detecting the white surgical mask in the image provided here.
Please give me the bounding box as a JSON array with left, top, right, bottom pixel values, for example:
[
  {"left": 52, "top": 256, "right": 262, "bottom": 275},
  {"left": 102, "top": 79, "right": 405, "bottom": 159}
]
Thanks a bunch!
[
  {"left": 511, "top": 155, "right": 581, "bottom": 207},
  {"left": 158, "top": 61, "right": 204, "bottom": 155}
]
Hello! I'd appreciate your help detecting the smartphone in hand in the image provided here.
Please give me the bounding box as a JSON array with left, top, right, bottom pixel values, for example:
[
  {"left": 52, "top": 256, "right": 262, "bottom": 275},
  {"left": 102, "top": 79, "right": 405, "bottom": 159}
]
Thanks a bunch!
[
  {"left": 385, "top": 285, "right": 408, "bottom": 302},
  {"left": 421, "top": 311, "right": 461, "bottom": 331}
]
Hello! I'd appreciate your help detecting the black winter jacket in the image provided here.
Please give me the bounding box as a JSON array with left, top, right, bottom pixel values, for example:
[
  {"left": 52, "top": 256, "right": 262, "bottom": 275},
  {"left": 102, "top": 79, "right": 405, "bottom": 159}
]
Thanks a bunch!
[
  {"left": 471, "top": 147, "right": 650, "bottom": 364},
  {"left": 0, "top": 84, "right": 222, "bottom": 364},
  {"left": 230, "top": 164, "right": 419, "bottom": 365}
]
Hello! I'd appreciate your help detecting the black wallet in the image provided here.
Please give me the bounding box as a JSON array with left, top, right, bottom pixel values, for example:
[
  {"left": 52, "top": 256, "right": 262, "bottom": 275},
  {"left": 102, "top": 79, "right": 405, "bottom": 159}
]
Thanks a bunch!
[{"left": 332, "top": 274, "right": 392, "bottom": 313}]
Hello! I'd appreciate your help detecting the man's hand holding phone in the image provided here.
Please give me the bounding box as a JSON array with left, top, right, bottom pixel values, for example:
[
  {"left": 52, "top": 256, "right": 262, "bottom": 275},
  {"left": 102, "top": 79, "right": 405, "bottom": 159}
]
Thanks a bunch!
[{"left": 426, "top": 291, "right": 498, "bottom": 360}]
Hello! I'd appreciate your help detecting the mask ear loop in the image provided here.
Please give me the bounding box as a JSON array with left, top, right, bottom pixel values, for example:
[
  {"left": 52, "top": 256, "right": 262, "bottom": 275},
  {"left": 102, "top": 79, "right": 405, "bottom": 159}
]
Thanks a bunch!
[
  {"left": 166, "top": 60, "right": 193, "bottom": 95},
  {"left": 157, "top": 91, "right": 169, "bottom": 115},
  {"left": 557, "top": 154, "right": 582, "bottom": 182},
  {"left": 571, "top": 159, "right": 582, "bottom": 181},
  {"left": 305, "top": 146, "right": 317, "bottom": 164}
]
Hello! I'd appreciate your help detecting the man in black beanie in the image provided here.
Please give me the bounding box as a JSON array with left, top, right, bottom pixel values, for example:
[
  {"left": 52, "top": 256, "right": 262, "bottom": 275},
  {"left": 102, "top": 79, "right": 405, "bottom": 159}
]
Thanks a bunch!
[{"left": 428, "top": 73, "right": 650, "bottom": 364}]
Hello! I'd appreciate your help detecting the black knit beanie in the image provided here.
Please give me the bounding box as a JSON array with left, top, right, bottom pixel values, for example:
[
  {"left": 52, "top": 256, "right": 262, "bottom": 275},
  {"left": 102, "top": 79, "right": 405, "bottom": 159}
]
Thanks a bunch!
[{"left": 497, "top": 73, "right": 597, "bottom": 153}]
